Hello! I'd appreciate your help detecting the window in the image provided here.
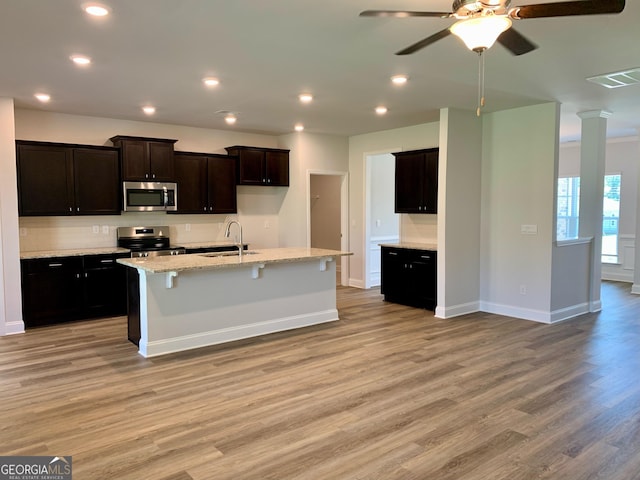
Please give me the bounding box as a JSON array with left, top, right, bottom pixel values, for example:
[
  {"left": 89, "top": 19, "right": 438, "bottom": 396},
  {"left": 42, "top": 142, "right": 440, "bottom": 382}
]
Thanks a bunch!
[
  {"left": 556, "top": 174, "right": 621, "bottom": 263},
  {"left": 602, "top": 174, "right": 621, "bottom": 263},
  {"left": 557, "top": 176, "right": 580, "bottom": 240}
]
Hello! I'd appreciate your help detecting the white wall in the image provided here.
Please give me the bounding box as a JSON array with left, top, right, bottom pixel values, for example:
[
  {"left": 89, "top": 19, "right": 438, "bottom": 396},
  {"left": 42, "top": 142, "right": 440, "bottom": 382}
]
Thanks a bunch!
[
  {"left": 480, "top": 103, "right": 560, "bottom": 322},
  {"left": 0, "top": 98, "right": 23, "bottom": 334},
  {"left": 348, "top": 122, "right": 440, "bottom": 287},
  {"left": 436, "top": 108, "right": 483, "bottom": 318},
  {"left": 277, "top": 133, "right": 349, "bottom": 249}
]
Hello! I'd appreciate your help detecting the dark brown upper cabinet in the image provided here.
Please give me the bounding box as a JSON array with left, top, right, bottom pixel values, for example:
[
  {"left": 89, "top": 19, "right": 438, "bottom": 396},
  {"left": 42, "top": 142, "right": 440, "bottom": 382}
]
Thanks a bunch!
[
  {"left": 393, "top": 148, "right": 439, "bottom": 214},
  {"left": 16, "top": 141, "right": 121, "bottom": 216},
  {"left": 172, "top": 152, "right": 237, "bottom": 214},
  {"left": 225, "top": 146, "right": 289, "bottom": 186},
  {"left": 110, "top": 135, "right": 177, "bottom": 182}
]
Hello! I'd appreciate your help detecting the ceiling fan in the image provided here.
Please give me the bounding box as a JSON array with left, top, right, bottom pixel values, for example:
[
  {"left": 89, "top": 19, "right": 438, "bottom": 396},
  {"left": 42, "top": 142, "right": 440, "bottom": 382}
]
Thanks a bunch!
[{"left": 360, "top": 0, "right": 626, "bottom": 56}]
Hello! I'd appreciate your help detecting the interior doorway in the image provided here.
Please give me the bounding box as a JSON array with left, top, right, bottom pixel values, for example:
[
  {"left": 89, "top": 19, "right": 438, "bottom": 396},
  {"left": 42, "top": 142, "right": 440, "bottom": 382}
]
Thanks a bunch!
[
  {"left": 308, "top": 171, "right": 348, "bottom": 286},
  {"left": 365, "top": 151, "right": 400, "bottom": 288}
]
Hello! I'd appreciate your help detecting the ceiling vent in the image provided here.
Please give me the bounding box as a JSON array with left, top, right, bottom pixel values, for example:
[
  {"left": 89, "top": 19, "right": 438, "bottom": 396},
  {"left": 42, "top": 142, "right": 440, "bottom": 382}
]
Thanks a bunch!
[{"left": 587, "top": 68, "right": 640, "bottom": 89}]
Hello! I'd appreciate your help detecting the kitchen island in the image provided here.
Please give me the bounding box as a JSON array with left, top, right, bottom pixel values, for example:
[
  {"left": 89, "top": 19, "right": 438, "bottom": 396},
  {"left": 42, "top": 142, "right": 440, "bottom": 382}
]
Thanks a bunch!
[{"left": 118, "top": 248, "right": 352, "bottom": 357}]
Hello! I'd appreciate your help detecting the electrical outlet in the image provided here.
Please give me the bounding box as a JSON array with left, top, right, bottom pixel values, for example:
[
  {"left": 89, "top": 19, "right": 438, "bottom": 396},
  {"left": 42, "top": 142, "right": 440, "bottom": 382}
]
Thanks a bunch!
[
  {"left": 92, "top": 225, "right": 100, "bottom": 234},
  {"left": 520, "top": 285, "right": 527, "bottom": 295},
  {"left": 376, "top": 219, "right": 381, "bottom": 227},
  {"left": 185, "top": 223, "right": 191, "bottom": 232},
  {"left": 19, "top": 227, "right": 27, "bottom": 237},
  {"left": 264, "top": 220, "right": 270, "bottom": 229},
  {"left": 102, "top": 225, "right": 109, "bottom": 235}
]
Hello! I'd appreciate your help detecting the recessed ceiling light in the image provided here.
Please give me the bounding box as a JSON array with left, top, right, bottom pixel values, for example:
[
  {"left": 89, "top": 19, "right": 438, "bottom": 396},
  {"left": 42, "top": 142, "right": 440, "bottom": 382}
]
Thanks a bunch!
[
  {"left": 294, "top": 123, "right": 304, "bottom": 132},
  {"left": 375, "top": 106, "right": 388, "bottom": 115},
  {"left": 83, "top": 3, "right": 110, "bottom": 16},
  {"left": 391, "top": 75, "right": 408, "bottom": 85},
  {"left": 203, "top": 77, "right": 220, "bottom": 87},
  {"left": 142, "top": 106, "right": 156, "bottom": 115},
  {"left": 298, "top": 93, "right": 313, "bottom": 103},
  {"left": 34, "top": 93, "right": 50, "bottom": 103},
  {"left": 70, "top": 55, "right": 91, "bottom": 66},
  {"left": 225, "top": 113, "right": 237, "bottom": 125}
]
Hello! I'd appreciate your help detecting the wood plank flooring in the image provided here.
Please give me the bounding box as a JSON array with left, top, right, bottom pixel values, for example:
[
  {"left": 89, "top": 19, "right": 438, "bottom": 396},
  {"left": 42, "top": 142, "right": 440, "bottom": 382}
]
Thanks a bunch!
[{"left": 2, "top": 281, "right": 640, "bottom": 479}]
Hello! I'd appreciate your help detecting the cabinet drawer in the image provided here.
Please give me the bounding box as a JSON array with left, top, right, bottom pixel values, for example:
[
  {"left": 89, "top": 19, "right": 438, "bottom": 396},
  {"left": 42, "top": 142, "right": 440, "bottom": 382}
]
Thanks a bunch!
[
  {"left": 83, "top": 253, "right": 128, "bottom": 269},
  {"left": 21, "top": 256, "right": 82, "bottom": 274}
]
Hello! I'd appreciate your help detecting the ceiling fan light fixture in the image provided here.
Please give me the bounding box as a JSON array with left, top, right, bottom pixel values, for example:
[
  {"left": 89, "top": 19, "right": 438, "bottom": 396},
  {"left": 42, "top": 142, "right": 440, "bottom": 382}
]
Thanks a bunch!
[{"left": 450, "top": 15, "right": 512, "bottom": 51}]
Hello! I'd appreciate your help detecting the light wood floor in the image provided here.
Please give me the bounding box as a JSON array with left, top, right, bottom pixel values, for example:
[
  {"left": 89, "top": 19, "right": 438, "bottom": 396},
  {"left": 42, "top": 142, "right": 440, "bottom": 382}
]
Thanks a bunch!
[{"left": 2, "top": 282, "right": 640, "bottom": 479}]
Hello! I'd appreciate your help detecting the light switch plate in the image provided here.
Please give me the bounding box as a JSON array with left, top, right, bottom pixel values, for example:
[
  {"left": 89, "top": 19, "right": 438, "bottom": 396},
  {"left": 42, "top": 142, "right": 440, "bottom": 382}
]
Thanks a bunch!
[{"left": 521, "top": 224, "right": 538, "bottom": 235}]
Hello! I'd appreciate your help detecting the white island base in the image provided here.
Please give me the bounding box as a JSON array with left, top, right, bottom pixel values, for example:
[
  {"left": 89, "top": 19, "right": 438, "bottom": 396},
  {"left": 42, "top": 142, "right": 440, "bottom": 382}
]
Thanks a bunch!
[{"left": 135, "top": 257, "right": 339, "bottom": 357}]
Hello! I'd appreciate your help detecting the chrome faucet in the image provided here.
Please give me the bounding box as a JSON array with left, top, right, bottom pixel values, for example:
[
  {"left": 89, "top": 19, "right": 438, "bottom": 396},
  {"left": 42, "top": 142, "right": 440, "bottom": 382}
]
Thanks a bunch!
[{"left": 224, "top": 220, "right": 243, "bottom": 257}]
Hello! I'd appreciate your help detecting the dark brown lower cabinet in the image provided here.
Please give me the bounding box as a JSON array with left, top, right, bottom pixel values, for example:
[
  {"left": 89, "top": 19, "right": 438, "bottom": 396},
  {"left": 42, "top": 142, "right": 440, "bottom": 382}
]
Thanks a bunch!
[
  {"left": 381, "top": 246, "right": 437, "bottom": 310},
  {"left": 21, "top": 253, "right": 129, "bottom": 327}
]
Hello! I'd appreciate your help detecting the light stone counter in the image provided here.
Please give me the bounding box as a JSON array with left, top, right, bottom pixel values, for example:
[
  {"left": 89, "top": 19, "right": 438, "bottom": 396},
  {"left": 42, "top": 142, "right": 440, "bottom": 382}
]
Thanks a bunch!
[
  {"left": 118, "top": 247, "right": 352, "bottom": 274},
  {"left": 379, "top": 242, "right": 437, "bottom": 251},
  {"left": 21, "top": 247, "right": 130, "bottom": 259}
]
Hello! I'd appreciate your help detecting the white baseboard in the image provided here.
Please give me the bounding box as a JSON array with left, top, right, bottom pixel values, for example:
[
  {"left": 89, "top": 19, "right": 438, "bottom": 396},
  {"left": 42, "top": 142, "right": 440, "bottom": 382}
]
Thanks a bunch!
[
  {"left": 4, "top": 320, "right": 25, "bottom": 335},
  {"left": 348, "top": 278, "right": 365, "bottom": 289},
  {"left": 550, "top": 303, "right": 590, "bottom": 323},
  {"left": 632, "top": 284, "right": 640, "bottom": 295},
  {"left": 602, "top": 271, "right": 633, "bottom": 283},
  {"left": 479, "top": 301, "right": 552, "bottom": 324},
  {"left": 140, "top": 309, "right": 339, "bottom": 358},
  {"left": 435, "top": 301, "right": 479, "bottom": 319}
]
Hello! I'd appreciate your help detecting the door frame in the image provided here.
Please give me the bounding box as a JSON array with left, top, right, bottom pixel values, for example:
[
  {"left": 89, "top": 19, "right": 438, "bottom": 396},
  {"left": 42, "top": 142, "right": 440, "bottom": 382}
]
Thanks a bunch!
[
  {"left": 364, "top": 148, "right": 401, "bottom": 289},
  {"left": 307, "top": 170, "right": 349, "bottom": 287}
]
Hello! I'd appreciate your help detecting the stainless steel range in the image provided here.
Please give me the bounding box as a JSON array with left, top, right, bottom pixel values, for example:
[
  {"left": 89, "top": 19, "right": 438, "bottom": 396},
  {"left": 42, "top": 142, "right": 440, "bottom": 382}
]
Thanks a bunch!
[{"left": 117, "top": 226, "right": 186, "bottom": 258}]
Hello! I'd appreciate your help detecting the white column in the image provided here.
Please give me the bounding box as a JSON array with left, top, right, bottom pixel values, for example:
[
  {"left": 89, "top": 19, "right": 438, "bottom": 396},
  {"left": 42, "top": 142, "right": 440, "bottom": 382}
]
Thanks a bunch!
[
  {"left": 631, "top": 129, "right": 640, "bottom": 294},
  {"left": 0, "top": 98, "right": 24, "bottom": 335},
  {"left": 577, "top": 110, "right": 611, "bottom": 312}
]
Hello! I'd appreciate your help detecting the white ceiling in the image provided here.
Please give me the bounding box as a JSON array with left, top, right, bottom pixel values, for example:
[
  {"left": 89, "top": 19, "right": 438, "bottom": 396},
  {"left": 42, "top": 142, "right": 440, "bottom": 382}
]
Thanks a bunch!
[{"left": 1, "top": 0, "right": 638, "bottom": 141}]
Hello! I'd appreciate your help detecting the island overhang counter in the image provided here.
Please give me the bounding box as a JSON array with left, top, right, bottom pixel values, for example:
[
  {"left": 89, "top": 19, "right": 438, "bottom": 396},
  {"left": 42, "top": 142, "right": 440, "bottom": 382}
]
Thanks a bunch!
[{"left": 118, "top": 248, "right": 352, "bottom": 357}]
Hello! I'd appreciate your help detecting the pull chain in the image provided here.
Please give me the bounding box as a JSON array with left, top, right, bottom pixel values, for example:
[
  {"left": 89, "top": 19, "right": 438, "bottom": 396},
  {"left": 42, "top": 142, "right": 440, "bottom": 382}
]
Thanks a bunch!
[{"left": 476, "top": 49, "right": 486, "bottom": 117}]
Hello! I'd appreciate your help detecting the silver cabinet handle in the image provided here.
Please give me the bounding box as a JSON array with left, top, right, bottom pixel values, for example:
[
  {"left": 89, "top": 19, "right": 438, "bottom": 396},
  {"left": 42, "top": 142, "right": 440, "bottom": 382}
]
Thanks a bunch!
[
  {"left": 388, "top": 251, "right": 398, "bottom": 256},
  {"left": 100, "top": 259, "right": 114, "bottom": 264},
  {"left": 48, "top": 263, "right": 63, "bottom": 267},
  {"left": 420, "top": 255, "right": 431, "bottom": 259}
]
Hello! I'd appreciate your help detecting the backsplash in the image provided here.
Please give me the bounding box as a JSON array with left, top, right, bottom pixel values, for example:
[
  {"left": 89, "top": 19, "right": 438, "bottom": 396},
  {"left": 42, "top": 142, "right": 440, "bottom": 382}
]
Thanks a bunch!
[
  {"left": 18, "top": 211, "right": 278, "bottom": 252},
  {"left": 400, "top": 214, "right": 438, "bottom": 244}
]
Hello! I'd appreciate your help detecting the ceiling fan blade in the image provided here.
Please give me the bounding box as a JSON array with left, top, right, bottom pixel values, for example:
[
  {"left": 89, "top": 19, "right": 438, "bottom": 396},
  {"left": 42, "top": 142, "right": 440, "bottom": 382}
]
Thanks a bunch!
[
  {"left": 359, "top": 10, "right": 451, "bottom": 18},
  {"left": 510, "top": 0, "right": 625, "bottom": 19},
  {"left": 497, "top": 28, "right": 538, "bottom": 55},
  {"left": 396, "top": 28, "right": 451, "bottom": 55}
]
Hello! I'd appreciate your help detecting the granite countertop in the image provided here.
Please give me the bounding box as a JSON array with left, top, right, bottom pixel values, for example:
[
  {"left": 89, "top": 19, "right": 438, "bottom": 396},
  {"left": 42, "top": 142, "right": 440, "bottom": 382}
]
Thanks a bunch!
[
  {"left": 20, "top": 247, "right": 131, "bottom": 260},
  {"left": 117, "top": 247, "right": 353, "bottom": 274},
  {"left": 379, "top": 242, "right": 437, "bottom": 251},
  {"left": 181, "top": 241, "right": 248, "bottom": 249}
]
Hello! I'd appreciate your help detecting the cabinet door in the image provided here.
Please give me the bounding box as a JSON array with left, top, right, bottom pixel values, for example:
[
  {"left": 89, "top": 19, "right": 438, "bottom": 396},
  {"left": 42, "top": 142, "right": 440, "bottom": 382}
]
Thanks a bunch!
[
  {"left": 83, "top": 255, "right": 128, "bottom": 318},
  {"left": 21, "top": 257, "right": 84, "bottom": 326},
  {"left": 265, "top": 150, "right": 289, "bottom": 186},
  {"left": 236, "top": 148, "right": 265, "bottom": 185},
  {"left": 208, "top": 155, "right": 237, "bottom": 213},
  {"left": 119, "top": 139, "right": 149, "bottom": 181},
  {"left": 381, "top": 247, "right": 406, "bottom": 297},
  {"left": 408, "top": 250, "right": 437, "bottom": 310},
  {"left": 73, "top": 148, "right": 121, "bottom": 215},
  {"left": 17, "top": 143, "right": 74, "bottom": 216},
  {"left": 394, "top": 152, "right": 425, "bottom": 214},
  {"left": 148, "top": 141, "right": 175, "bottom": 181},
  {"left": 173, "top": 153, "right": 208, "bottom": 213},
  {"left": 422, "top": 150, "right": 439, "bottom": 214}
]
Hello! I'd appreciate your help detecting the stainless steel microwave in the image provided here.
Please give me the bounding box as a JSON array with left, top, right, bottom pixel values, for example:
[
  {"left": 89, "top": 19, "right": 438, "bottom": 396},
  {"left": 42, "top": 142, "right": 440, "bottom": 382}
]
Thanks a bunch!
[{"left": 123, "top": 181, "right": 177, "bottom": 212}]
